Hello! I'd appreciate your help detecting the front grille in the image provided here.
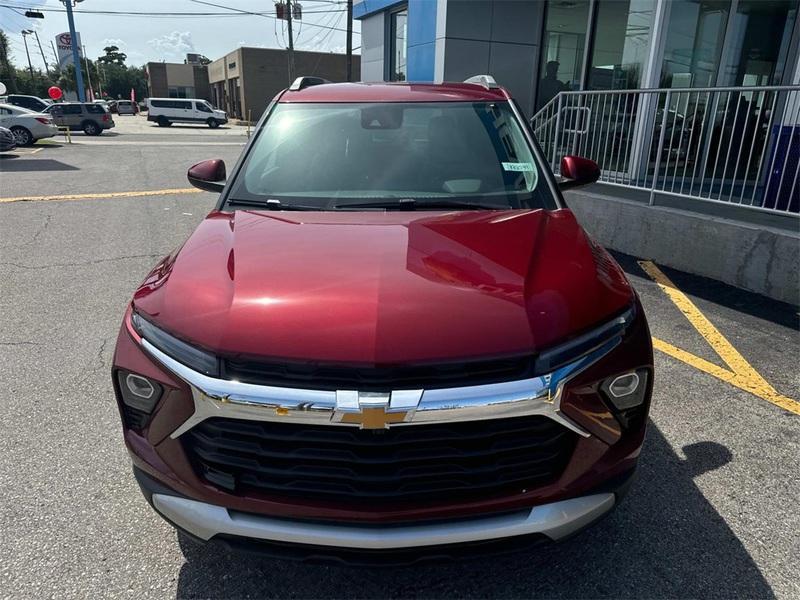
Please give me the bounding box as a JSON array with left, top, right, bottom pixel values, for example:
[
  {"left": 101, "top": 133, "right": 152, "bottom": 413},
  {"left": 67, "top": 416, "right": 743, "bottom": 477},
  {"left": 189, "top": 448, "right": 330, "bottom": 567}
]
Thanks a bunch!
[
  {"left": 183, "top": 416, "right": 576, "bottom": 507},
  {"left": 222, "top": 355, "right": 536, "bottom": 391}
]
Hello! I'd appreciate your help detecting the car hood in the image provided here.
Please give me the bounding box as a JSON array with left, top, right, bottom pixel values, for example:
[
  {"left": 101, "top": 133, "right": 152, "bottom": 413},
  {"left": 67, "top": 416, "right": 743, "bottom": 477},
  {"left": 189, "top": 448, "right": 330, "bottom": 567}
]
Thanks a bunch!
[{"left": 133, "top": 208, "right": 633, "bottom": 365}]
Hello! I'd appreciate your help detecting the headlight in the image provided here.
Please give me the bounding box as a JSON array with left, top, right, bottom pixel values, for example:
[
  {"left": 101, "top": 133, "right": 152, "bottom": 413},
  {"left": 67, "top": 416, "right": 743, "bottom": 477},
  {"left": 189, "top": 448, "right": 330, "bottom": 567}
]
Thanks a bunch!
[
  {"left": 132, "top": 312, "right": 220, "bottom": 377},
  {"left": 536, "top": 306, "right": 635, "bottom": 373}
]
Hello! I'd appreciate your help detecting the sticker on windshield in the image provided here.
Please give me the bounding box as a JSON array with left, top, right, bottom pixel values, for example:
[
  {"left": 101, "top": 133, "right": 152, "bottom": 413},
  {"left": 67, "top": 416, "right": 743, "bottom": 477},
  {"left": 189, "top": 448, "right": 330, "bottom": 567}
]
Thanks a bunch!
[{"left": 502, "top": 162, "right": 534, "bottom": 172}]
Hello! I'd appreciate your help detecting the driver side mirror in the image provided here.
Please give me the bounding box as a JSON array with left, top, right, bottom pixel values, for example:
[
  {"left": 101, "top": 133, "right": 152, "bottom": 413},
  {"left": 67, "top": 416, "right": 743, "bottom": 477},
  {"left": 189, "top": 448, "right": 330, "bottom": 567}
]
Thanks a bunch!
[
  {"left": 558, "top": 155, "right": 600, "bottom": 191},
  {"left": 187, "top": 159, "right": 226, "bottom": 193}
]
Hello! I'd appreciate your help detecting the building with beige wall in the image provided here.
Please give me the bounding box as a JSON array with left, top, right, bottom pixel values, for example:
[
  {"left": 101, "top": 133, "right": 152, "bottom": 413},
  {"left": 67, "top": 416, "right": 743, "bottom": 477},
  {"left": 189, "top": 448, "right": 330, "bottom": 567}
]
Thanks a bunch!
[
  {"left": 145, "top": 61, "right": 211, "bottom": 101},
  {"left": 208, "top": 47, "right": 360, "bottom": 121}
]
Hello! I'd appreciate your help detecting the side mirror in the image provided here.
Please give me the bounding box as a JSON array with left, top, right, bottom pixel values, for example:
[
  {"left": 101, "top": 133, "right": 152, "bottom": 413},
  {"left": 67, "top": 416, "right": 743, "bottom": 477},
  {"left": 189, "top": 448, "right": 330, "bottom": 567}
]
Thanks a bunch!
[
  {"left": 187, "top": 159, "right": 226, "bottom": 193},
  {"left": 558, "top": 155, "right": 600, "bottom": 191}
]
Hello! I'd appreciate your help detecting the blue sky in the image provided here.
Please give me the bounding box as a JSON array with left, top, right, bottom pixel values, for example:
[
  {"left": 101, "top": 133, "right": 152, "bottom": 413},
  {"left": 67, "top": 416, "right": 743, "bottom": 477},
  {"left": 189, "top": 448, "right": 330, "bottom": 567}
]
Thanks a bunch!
[{"left": 1, "top": 0, "right": 360, "bottom": 69}]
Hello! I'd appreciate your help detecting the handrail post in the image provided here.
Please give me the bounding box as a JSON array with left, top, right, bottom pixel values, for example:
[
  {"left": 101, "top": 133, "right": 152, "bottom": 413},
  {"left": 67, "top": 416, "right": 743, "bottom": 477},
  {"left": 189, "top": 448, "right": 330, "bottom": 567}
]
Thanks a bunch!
[
  {"left": 552, "top": 93, "right": 563, "bottom": 173},
  {"left": 650, "top": 90, "right": 671, "bottom": 206}
]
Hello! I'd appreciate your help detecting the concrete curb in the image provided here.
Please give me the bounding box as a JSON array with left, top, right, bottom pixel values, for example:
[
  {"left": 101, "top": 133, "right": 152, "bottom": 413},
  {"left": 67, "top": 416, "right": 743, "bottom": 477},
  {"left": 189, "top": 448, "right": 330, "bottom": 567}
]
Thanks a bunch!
[{"left": 566, "top": 189, "right": 800, "bottom": 306}]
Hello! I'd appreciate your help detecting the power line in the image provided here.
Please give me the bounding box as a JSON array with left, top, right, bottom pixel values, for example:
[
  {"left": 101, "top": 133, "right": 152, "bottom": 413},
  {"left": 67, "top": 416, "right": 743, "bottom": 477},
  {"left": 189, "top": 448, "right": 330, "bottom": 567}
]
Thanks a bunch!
[{"left": 188, "top": 0, "right": 358, "bottom": 34}]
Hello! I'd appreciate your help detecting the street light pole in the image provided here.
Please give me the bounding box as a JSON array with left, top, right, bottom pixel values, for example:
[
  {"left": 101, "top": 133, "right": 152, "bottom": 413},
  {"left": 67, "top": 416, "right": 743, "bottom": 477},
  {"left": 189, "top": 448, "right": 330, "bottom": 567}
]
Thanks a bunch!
[
  {"left": 63, "top": 0, "right": 86, "bottom": 101},
  {"left": 21, "top": 31, "right": 35, "bottom": 79}
]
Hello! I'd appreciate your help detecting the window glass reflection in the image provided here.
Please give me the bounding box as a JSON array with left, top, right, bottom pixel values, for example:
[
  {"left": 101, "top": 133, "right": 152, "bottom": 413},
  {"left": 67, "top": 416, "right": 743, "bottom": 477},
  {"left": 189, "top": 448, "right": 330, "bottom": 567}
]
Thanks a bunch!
[
  {"left": 661, "top": 0, "right": 730, "bottom": 87},
  {"left": 390, "top": 9, "right": 408, "bottom": 82},
  {"left": 536, "top": 0, "right": 590, "bottom": 110},
  {"left": 722, "top": 0, "right": 798, "bottom": 86},
  {"left": 588, "top": 0, "right": 656, "bottom": 90}
]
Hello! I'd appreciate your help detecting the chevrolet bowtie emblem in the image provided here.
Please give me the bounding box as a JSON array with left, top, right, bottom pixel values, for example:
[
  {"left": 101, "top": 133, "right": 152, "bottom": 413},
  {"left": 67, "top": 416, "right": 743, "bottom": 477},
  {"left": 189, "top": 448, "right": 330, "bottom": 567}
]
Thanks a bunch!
[
  {"left": 333, "top": 390, "right": 424, "bottom": 430},
  {"left": 340, "top": 407, "right": 408, "bottom": 429}
]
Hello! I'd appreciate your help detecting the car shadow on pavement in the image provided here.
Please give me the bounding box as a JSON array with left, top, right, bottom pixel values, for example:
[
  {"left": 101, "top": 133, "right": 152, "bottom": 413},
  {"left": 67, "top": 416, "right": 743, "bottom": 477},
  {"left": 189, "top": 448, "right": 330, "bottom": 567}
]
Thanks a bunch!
[
  {"left": 0, "top": 158, "right": 78, "bottom": 172},
  {"left": 174, "top": 425, "right": 773, "bottom": 599}
]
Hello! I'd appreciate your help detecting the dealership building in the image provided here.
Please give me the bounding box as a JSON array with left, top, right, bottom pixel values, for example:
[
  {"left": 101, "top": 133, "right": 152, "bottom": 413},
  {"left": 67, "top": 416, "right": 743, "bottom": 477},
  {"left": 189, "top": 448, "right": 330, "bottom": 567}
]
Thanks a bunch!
[{"left": 355, "top": 0, "right": 799, "bottom": 304}]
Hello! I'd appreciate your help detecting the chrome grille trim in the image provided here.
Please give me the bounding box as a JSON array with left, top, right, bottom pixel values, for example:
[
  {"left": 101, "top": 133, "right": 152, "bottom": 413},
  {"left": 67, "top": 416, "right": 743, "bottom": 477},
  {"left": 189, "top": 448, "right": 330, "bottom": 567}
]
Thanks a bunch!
[{"left": 139, "top": 338, "right": 620, "bottom": 439}]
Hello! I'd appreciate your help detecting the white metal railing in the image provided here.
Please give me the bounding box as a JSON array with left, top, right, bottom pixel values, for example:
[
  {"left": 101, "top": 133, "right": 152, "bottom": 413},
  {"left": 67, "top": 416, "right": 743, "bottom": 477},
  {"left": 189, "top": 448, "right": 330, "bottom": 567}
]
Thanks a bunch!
[{"left": 531, "top": 86, "right": 800, "bottom": 215}]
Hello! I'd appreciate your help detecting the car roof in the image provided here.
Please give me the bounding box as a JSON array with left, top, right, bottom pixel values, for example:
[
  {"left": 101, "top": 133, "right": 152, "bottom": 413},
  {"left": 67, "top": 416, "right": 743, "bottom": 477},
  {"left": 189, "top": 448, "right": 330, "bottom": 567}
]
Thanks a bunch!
[{"left": 278, "top": 82, "right": 512, "bottom": 104}]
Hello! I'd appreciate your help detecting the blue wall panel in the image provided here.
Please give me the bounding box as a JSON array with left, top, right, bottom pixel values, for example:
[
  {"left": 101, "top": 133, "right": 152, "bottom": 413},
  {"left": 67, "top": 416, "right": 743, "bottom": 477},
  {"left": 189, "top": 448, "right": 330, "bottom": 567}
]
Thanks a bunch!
[{"left": 406, "top": 0, "right": 437, "bottom": 81}]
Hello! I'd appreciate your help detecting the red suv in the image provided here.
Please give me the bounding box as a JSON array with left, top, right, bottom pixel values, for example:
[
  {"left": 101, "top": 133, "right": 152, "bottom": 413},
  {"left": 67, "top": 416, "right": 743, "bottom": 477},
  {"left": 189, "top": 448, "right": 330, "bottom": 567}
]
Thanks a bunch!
[{"left": 112, "top": 75, "right": 653, "bottom": 563}]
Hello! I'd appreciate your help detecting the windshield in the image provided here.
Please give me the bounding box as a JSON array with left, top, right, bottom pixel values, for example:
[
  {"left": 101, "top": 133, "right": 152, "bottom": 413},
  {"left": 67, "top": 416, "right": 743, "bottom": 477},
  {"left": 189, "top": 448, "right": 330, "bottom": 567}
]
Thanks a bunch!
[{"left": 228, "top": 102, "right": 556, "bottom": 211}]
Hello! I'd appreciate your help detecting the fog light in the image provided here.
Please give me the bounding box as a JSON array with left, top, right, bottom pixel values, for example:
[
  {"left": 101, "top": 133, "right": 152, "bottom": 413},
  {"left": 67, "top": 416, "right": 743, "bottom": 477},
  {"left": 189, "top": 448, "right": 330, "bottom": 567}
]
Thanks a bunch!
[
  {"left": 117, "top": 370, "right": 162, "bottom": 413},
  {"left": 609, "top": 372, "right": 640, "bottom": 398},
  {"left": 126, "top": 374, "right": 155, "bottom": 399},
  {"left": 602, "top": 370, "right": 648, "bottom": 410}
]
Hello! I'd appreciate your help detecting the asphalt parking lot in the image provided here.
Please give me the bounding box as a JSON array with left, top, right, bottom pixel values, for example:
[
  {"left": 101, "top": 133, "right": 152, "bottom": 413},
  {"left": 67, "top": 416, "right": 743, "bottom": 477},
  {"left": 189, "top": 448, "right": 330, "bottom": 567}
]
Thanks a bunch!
[{"left": 1, "top": 119, "right": 798, "bottom": 599}]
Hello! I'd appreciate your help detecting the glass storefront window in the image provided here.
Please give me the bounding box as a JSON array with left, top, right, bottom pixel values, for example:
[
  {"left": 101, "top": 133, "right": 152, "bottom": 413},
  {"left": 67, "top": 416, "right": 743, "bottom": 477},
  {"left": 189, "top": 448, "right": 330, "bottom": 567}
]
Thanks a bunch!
[
  {"left": 536, "top": 0, "right": 590, "bottom": 110},
  {"left": 661, "top": 0, "right": 730, "bottom": 87},
  {"left": 722, "top": 0, "right": 798, "bottom": 86},
  {"left": 587, "top": 0, "right": 656, "bottom": 90},
  {"left": 389, "top": 9, "right": 408, "bottom": 82}
]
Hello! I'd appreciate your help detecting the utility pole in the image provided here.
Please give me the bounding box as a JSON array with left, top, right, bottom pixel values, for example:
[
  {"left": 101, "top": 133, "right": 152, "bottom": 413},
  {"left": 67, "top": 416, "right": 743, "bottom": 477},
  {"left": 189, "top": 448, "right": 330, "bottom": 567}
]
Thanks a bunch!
[
  {"left": 286, "top": 0, "right": 295, "bottom": 82},
  {"left": 21, "top": 31, "right": 35, "bottom": 79},
  {"left": 63, "top": 0, "right": 86, "bottom": 101},
  {"left": 0, "top": 33, "right": 19, "bottom": 92},
  {"left": 33, "top": 31, "right": 51, "bottom": 78},
  {"left": 346, "top": 0, "right": 353, "bottom": 81},
  {"left": 50, "top": 40, "right": 59, "bottom": 68},
  {"left": 82, "top": 44, "right": 93, "bottom": 100}
]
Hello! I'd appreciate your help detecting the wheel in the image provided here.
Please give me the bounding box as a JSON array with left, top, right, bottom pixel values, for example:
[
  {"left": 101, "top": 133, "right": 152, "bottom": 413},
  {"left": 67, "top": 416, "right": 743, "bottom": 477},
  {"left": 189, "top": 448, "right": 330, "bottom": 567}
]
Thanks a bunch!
[
  {"left": 157, "top": 117, "right": 172, "bottom": 127},
  {"left": 10, "top": 126, "right": 33, "bottom": 146},
  {"left": 207, "top": 118, "right": 219, "bottom": 129},
  {"left": 82, "top": 121, "right": 100, "bottom": 136}
]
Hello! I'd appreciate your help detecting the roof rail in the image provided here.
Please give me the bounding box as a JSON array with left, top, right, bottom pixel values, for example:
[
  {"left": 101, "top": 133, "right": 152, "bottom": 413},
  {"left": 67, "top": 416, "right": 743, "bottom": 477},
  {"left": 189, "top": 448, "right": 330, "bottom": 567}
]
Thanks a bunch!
[
  {"left": 289, "top": 76, "right": 331, "bottom": 91},
  {"left": 463, "top": 75, "right": 499, "bottom": 89}
]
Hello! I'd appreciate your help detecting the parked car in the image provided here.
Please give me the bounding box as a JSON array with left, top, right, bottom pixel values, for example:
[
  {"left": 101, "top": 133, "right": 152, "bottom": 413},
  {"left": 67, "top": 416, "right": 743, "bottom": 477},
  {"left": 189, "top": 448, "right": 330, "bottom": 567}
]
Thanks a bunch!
[
  {"left": 115, "top": 100, "right": 138, "bottom": 115},
  {"left": 146, "top": 97, "right": 227, "bottom": 128},
  {"left": 0, "top": 126, "right": 16, "bottom": 152},
  {"left": 0, "top": 103, "right": 57, "bottom": 146},
  {"left": 4, "top": 94, "right": 50, "bottom": 112},
  {"left": 113, "top": 75, "right": 653, "bottom": 562},
  {"left": 43, "top": 102, "right": 115, "bottom": 135}
]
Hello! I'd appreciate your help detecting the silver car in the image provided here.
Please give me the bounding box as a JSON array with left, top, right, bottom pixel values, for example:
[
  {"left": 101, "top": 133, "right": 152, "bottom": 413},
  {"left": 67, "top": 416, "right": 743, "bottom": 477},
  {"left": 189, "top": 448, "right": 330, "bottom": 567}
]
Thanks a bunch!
[
  {"left": 0, "top": 126, "right": 16, "bottom": 152},
  {"left": 0, "top": 103, "right": 58, "bottom": 146}
]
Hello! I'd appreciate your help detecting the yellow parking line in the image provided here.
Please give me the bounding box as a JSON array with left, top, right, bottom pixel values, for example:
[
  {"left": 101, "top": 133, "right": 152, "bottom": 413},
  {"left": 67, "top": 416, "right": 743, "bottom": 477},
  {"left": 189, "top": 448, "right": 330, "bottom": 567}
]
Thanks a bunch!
[
  {"left": 0, "top": 188, "right": 202, "bottom": 204},
  {"left": 641, "top": 260, "right": 800, "bottom": 415}
]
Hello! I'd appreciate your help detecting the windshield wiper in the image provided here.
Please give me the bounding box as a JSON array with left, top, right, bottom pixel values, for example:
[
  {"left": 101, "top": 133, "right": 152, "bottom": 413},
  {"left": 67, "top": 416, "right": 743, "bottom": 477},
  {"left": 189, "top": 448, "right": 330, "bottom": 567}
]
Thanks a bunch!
[
  {"left": 226, "top": 198, "right": 321, "bottom": 211},
  {"left": 334, "top": 198, "right": 506, "bottom": 211}
]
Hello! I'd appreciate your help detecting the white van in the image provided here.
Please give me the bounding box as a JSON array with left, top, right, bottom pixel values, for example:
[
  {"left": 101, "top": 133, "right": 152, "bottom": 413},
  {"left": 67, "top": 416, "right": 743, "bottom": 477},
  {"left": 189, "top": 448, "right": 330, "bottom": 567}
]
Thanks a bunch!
[{"left": 146, "top": 98, "right": 228, "bottom": 128}]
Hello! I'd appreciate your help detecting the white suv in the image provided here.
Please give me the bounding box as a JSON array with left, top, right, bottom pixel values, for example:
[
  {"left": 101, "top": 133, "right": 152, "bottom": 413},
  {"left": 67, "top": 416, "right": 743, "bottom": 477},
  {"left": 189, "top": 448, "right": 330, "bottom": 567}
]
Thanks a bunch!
[{"left": 146, "top": 98, "right": 228, "bottom": 129}]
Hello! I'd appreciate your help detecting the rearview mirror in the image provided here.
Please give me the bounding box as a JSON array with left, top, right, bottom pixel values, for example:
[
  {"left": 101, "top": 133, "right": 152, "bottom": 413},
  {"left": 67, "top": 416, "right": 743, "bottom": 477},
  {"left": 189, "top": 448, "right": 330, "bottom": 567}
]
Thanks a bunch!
[
  {"left": 558, "top": 156, "right": 600, "bottom": 191},
  {"left": 188, "top": 159, "right": 226, "bottom": 193}
]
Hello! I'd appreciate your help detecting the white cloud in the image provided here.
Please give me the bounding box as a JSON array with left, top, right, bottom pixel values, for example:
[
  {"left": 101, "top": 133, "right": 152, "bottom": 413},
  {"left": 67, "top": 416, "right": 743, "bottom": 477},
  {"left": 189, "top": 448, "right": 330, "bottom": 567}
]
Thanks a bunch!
[
  {"left": 102, "top": 38, "right": 127, "bottom": 49},
  {"left": 147, "top": 31, "right": 195, "bottom": 59}
]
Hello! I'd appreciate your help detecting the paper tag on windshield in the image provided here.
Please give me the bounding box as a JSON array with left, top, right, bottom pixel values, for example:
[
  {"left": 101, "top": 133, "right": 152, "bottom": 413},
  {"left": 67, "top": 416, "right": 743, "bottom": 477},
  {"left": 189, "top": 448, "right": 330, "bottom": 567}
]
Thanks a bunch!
[{"left": 502, "top": 162, "right": 533, "bottom": 172}]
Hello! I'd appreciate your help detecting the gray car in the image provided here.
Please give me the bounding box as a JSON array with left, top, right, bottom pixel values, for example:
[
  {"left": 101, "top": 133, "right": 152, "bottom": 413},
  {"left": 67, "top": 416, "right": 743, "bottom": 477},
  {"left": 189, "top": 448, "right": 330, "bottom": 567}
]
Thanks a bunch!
[
  {"left": 0, "top": 126, "right": 16, "bottom": 151},
  {"left": 43, "top": 102, "right": 115, "bottom": 136}
]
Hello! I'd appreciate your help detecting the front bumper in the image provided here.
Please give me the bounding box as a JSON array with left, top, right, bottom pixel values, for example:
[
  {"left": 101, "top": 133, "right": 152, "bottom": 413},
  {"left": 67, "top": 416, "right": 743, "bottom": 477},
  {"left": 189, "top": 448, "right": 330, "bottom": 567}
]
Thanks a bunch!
[{"left": 137, "top": 466, "right": 633, "bottom": 560}]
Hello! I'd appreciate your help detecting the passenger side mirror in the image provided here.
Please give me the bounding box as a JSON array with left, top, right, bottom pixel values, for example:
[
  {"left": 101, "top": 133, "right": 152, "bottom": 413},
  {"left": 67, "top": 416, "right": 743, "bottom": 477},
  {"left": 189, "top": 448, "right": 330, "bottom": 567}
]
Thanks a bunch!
[
  {"left": 558, "top": 155, "right": 600, "bottom": 191},
  {"left": 188, "top": 159, "right": 226, "bottom": 193}
]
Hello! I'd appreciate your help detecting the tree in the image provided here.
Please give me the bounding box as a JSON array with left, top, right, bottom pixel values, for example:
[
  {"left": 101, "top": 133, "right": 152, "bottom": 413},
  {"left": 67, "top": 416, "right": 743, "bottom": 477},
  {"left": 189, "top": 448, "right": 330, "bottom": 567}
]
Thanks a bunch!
[
  {"left": 97, "top": 45, "right": 127, "bottom": 66},
  {"left": 0, "top": 31, "right": 19, "bottom": 93}
]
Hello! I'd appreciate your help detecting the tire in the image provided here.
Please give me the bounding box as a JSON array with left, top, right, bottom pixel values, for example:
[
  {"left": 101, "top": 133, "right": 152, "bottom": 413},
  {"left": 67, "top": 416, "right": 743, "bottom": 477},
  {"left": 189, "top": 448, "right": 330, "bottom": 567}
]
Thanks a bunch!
[
  {"left": 82, "top": 121, "right": 100, "bottom": 136},
  {"left": 10, "top": 126, "right": 34, "bottom": 146},
  {"left": 157, "top": 117, "right": 172, "bottom": 127},
  {"left": 207, "top": 118, "right": 219, "bottom": 129}
]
